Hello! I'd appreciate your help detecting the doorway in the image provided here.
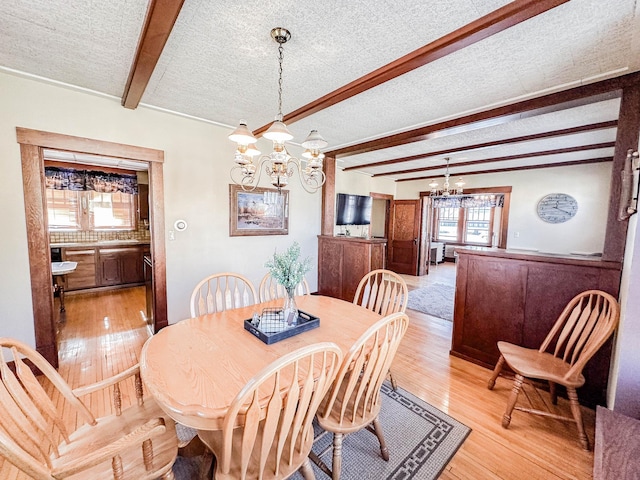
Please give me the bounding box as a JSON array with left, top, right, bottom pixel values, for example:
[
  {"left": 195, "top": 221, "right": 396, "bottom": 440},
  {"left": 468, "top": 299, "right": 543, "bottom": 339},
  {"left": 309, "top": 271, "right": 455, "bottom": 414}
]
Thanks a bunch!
[{"left": 17, "top": 128, "right": 167, "bottom": 368}]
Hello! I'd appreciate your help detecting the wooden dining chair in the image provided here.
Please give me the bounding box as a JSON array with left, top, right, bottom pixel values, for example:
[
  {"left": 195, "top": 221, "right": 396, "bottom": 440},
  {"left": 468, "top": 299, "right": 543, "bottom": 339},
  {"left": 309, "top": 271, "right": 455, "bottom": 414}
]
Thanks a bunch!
[
  {"left": 197, "top": 342, "right": 343, "bottom": 480},
  {"left": 353, "top": 269, "right": 408, "bottom": 390},
  {"left": 487, "top": 290, "right": 620, "bottom": 450},
  {"left": 312, "top": 312, "right": 410, "bottom": 480},
  {"left": 190, "top": 272, "right": 257, "bottom": 317},
  {"left": 258, "top": 272, "right": 311, "bottom": 302},
  {"left": 0, "top": 337, "right": 178, "bottom": 479}
]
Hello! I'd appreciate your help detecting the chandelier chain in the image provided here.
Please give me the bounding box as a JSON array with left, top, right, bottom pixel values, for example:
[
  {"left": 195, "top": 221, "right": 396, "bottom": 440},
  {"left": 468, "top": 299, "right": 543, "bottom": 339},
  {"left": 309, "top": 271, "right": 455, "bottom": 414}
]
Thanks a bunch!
[{"left": 277, "top": 43, "right": 284, "bottom": 121}]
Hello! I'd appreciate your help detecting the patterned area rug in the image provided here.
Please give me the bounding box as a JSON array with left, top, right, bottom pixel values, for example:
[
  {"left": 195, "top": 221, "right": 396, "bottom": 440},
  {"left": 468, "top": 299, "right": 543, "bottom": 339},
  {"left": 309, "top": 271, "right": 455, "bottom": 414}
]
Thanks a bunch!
[
  {"left": 407, "top": 283, "right": 455, "bottom": 321},
  {"left": 293, "top": 383, "right": 470, "bottom": 480}
]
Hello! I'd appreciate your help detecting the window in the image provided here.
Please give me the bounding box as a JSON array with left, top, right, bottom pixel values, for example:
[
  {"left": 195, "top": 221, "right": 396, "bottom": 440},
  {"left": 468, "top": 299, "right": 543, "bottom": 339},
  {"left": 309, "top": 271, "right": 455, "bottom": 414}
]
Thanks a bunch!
[
  {"left": 464, "top": 207, "right": 492, "bottom": 244},
  {"left": 434, "top": 206, "right": 494, "bottom": 246},
  {"left": 46, "top": 189, "right": 81, "bottom": 230},
  {"left": 46, "top": 190, "right": 136, "bottom": 231},
  {"left": 89, "top": 191, "right": 136, "bottom": 229},
  {"left": 436, "top": 207, "right": 459, "bottom": 241}
]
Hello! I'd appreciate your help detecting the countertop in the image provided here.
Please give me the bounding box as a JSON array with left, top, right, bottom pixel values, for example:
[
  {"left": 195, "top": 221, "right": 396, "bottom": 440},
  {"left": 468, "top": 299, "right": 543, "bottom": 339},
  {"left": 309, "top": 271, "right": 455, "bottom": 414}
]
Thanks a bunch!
[
  {"left": 455, "top": 246, "right": 621, "bottom": 269},
  {"left": 50, "top": 240, "right": 151, "bottom": 248}
]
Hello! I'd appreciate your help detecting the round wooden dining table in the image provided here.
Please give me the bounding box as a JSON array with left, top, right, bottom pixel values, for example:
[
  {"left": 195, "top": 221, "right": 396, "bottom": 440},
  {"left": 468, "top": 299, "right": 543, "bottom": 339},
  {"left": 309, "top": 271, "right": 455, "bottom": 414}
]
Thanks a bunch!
[{"left": 140, "top": 295, "right": 381, "bottom": 431}]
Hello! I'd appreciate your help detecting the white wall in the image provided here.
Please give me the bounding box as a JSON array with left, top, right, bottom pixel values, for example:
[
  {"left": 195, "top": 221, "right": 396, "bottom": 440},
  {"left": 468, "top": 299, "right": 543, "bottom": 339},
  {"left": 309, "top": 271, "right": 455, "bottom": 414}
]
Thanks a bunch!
[
  {"left": 0, "top": 71, "right": 322, "bottom": 346},
  {"left": 395, "top": 163, "right": 612, "bottom": 255}
]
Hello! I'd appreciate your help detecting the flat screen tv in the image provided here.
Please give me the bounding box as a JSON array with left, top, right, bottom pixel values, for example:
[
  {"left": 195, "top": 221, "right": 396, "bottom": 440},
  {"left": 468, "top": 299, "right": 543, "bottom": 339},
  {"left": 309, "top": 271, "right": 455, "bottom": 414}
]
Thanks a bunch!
[{"left": 336, "top": 193, "right": 373, "bottom": 225}]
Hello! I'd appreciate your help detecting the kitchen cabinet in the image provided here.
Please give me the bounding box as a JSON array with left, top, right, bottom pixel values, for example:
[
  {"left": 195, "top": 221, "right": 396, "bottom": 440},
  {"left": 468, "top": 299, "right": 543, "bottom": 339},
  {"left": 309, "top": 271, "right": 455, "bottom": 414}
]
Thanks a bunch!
[
  {"left": 60, "top": 244, "right": 146, "bottom": 290},
  {"left": 62, "top": 248, "right": 98, "bottom": 291},
  {"left": 98, "top": 247, "right": 144, "bottom": 286},
  {"left": 317, "top": 235, "right": 387, "bottom": 302}
]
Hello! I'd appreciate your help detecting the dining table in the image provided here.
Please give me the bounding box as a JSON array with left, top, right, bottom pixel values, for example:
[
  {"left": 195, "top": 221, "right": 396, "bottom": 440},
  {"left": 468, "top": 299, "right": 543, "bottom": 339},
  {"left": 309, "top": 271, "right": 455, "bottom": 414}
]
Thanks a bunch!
[{"left": 140, "top": 295, "right": 382, "bottom": 431}]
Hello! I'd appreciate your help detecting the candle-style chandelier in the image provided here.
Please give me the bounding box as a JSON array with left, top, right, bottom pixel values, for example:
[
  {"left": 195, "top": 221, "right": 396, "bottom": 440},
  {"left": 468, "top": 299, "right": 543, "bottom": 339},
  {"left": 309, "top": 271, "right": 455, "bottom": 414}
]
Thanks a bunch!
[
  {"left": 228, "top": 27, "right": 327, "bottom": 193},
  {"left": 429, "top": 158, "right": 465, "bottom": 196}
]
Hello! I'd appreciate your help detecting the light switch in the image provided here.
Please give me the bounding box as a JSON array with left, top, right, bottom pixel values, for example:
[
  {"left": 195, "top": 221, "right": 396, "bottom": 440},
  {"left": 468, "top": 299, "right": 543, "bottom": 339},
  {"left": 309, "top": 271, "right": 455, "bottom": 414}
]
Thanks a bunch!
[{"left": 169, "top": 230, "right": 175, "bottom": 241}]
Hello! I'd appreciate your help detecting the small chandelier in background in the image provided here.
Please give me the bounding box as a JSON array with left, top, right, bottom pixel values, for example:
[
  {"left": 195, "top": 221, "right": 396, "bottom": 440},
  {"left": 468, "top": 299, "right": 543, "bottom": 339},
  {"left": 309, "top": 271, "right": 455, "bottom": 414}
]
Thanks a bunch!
[
  {"left": 229, "top": 27, "right": 327, "bottom": 193},
  {"left": 429, "top": 158, "right": 465, "bottom": 196}
]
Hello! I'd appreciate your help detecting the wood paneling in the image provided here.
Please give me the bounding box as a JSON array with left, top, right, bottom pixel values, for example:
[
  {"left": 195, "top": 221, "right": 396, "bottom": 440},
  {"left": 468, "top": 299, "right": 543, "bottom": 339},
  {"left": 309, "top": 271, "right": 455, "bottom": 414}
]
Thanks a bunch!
[
  {"left": 121, "top": 0, "right": 185, "bottom": 109},
  {"left": 20, "top": 144, "right": 57, "bottom": 367},
  {"left": 343, "top": 120, "right": 618, "bottom": 171},
  {"left": 317, "top": 236, "right": 386, "bottom": 302},
  {"left": 321, "top": 156, "right": 336, "bottom": 236},
  {"left": 148, "top": 161, "right": 168, "bottom": 330},
  {"left": 379, "top": 142, "right": 615, "bottom": 177},
  {"left": 397, "top": 157, "right": 613, "bottom": 182},
  {"left": 452, "top": 248, "right": 622, "bottom": 407},
  {"left": 16, "top": 127, "right": 164, "bottom": 163},
  {"left": 603, "top": 83, "right": 640, "bottom": 262}
]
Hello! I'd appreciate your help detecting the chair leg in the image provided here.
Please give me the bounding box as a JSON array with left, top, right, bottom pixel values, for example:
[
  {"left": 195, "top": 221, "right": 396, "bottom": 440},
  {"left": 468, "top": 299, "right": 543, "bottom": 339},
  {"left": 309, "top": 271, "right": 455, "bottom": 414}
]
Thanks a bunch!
[
  {"left": 502, "top": 374, "right": 524, "bottom": 428},
  {"left": 332, "top": 433, "right": 344, "bottom": 480},
  {"left": 389, "top": 370, "right": 398, "bottom": 391},
  {"left": 371, "top": 417, "right": 390, "bottom": 461},
  {"left": 567, "top": 387, "right": 590, "bottom": 450},
  {"left": 299, "top": 457, "right": 317, "bottom": 480},
  {"left": 487, "top": 355, "right": 505, "bottom": 390},
  {"left": 549, "top": 381, "right": 557, "bottom": 405}
]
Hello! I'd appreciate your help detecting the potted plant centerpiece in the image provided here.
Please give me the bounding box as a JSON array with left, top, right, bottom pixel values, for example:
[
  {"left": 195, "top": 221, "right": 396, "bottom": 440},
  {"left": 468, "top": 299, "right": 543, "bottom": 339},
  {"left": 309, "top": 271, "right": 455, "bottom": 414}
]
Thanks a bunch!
[{"left": 264, "top": 242, "right": 312, "bottom": 324}]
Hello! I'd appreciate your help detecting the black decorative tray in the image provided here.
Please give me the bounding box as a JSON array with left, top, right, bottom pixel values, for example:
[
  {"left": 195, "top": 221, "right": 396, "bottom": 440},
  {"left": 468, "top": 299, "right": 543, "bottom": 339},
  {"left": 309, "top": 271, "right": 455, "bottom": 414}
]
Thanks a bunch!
[{"left": 244, "top": 309, "right": 320, "bottom": 345}]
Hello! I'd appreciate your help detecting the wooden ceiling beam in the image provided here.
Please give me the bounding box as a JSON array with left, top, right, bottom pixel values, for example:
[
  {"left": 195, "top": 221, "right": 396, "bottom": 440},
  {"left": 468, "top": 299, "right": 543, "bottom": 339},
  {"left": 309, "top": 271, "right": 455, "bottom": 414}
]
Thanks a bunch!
[
  {"left": 396, "top": 157, "right": 613, "bottom": 182},
  {"left": 343, "top": 120, "right": 618, "bottom": 172},
  {"left": 253, "top": 0, "right": 569, "bottom": 136},
  {"left": 121, "top": 0, "right": 185, "bottom": 109},
  {"left": 329, "top": 71, "right": 640, "bottom": 158},
  {"left": 374, "top": 142, "right": 616, "bottom": 177}
]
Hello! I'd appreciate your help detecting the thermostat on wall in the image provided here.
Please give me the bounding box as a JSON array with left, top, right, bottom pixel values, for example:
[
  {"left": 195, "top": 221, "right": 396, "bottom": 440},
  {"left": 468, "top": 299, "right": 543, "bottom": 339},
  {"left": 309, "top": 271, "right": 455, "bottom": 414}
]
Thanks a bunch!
[{"left": 174, "top": 219, "right": 188, "bottom": 232}]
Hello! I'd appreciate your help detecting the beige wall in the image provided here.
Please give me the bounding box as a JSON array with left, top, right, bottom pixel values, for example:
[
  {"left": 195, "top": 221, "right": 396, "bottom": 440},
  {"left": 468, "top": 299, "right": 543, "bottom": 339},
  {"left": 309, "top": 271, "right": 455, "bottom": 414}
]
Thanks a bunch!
[
  {"left": 0, "top": 71, "right": 322, "bottom": 346},
  {"left": 396, "top": 163, "right": 612, "bottom": 255}
]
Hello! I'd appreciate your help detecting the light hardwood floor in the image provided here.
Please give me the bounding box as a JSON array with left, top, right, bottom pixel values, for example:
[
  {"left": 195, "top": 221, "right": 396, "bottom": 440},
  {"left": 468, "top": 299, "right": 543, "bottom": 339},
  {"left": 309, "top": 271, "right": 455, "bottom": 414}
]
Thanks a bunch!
[{"left": 1, "top": 273, "right": 595, "bottom": 479}]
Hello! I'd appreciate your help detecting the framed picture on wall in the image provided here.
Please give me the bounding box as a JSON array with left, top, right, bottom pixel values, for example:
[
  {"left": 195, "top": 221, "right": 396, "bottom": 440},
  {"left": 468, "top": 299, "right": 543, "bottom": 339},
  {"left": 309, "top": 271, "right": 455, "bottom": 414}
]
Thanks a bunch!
[{"left": 229, "top": 184, "right": 289, "bottom": 236}]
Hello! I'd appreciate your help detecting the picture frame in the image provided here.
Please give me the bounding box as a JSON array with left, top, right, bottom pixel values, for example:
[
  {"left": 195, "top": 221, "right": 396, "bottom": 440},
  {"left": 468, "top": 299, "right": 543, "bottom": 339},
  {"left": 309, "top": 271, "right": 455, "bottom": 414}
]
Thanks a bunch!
[{"left": 229, "top": 184, "right": 289, "bottom": 236}]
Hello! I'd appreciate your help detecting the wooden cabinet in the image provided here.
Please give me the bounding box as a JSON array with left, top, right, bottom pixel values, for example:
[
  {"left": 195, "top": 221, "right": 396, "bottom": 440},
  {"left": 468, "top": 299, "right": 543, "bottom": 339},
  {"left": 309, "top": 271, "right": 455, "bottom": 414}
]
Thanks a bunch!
[
  {"left": 98, "top": 247, "right": 144, "bottom": 286},
  {"left": 61, "top": 244, "right": 145, "bottom": 290},
  {"left": 451, "top": 247, "right": 622, "bottom": 407},
  {"left": 62, "top": 248, "right": 98, "bottom": 291},
  {"left": 317, "top": 235, "right": 387, "bottom": 302},
  {"left": 138, "top": 184, "right": 149, "bottom": 221}
]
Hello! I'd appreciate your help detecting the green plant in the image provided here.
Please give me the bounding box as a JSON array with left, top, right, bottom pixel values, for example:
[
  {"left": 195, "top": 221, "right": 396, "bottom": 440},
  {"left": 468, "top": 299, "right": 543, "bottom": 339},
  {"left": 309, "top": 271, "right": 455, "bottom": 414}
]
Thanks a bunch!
[{"left": 264, "top": 242, "right": 312, "bottom": 291}]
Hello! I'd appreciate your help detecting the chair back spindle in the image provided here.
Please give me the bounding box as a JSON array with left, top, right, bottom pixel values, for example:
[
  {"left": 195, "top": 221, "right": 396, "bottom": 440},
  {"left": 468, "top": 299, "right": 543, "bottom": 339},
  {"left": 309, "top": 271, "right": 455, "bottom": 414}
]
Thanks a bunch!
[
  {"left": 190, "top": 272, "right": 257, "bottom": 317},
  {"left": 353, "top": 269, "right": 408, "bottom": 316}
]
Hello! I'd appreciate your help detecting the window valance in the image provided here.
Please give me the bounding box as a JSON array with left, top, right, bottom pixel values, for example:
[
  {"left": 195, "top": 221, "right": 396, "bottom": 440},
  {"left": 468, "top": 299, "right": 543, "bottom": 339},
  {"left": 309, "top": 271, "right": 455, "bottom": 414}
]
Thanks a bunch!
[
  {"left": 44, "top": 167, "right": 138, "bottom": 194},
  {"left": 432, "top": 194, "right": 504, "bottom": 209}
]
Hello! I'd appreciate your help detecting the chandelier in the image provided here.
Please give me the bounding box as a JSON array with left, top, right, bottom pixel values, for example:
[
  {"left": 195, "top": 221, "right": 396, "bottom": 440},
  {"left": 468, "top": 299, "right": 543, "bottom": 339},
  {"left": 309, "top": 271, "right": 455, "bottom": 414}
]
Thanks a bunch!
[
  {"left": 229, "top": 27, "right": 327, "bottom": 193},
  {"left": 429, "top": 158, "right": 465, "bottom": 196}
]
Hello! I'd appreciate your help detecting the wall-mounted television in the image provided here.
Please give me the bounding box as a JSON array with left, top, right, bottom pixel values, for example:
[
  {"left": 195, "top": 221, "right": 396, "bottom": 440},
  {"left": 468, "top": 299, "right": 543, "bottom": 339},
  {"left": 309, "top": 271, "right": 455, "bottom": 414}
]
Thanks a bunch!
[{"left": 336, "top": 193, "right": 373, "bottom": 225}]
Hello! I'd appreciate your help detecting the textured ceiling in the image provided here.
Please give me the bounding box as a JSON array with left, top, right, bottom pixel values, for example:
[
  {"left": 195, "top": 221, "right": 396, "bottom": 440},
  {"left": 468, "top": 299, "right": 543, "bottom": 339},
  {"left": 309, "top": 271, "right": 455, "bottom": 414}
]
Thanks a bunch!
[{"left": 1, "top": 0, "right": 639, "bottom": 180}]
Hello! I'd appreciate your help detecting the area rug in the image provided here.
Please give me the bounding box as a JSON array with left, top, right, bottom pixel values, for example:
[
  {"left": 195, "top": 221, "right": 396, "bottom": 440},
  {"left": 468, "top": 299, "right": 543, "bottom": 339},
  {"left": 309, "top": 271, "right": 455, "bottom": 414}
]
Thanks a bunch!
[
  {"left": 407, "top": 283, "right": 455, "bottom": 321},
  {"left": 292, "top": 383, "right": 471, "bottom": 480}
]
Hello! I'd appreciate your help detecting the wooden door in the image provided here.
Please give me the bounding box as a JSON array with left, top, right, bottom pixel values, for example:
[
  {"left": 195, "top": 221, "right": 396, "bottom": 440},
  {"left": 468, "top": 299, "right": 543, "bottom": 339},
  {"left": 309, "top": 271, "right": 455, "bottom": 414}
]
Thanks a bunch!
[{"left": 387, "top": 199, "right": 422, "bottom": 275}]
